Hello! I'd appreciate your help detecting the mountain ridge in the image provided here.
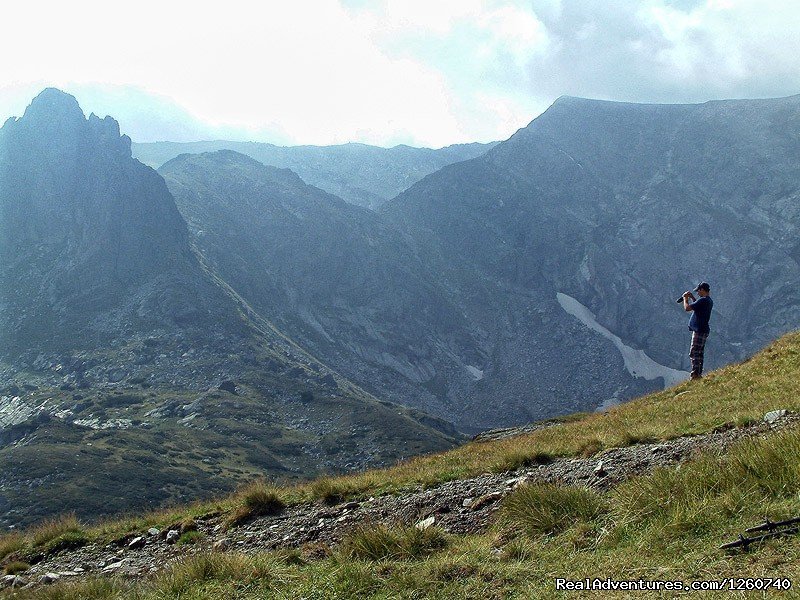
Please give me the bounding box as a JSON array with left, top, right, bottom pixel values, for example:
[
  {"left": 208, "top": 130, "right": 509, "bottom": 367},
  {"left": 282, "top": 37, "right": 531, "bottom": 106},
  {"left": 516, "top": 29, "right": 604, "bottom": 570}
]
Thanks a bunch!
[
  {"left": 133, "top": 138, "right": 497, "bottom": 209},
  {"left": 0, "top": 90, "right": 461, "bottom": 528}
]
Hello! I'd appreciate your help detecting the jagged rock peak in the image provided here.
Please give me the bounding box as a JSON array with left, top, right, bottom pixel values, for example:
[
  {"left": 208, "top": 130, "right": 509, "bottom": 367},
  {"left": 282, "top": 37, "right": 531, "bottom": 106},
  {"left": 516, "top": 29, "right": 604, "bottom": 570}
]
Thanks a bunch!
[
  {"left": 4, "top": 88, "right": 131, "bottom": 158},
  {"left": 22, "top": 88, "right": 85, "bottom": 124}
]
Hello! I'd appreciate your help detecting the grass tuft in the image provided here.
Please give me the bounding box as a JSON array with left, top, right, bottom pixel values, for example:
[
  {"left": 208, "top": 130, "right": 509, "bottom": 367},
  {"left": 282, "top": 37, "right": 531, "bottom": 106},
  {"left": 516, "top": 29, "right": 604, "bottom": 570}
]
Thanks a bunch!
[
  {"left": 152, "top": 552, "right": 276, "bottom": 596},
  {"left": 226, "top": 481, "right": 286, "bottom": 529},
  {"left": 491, "top": 450, "right": 553, "bottom": 473},
  {"left": 500, "top": 483, "right": 606, "bottom": 538},
  {"left": 499, "top": 538, "right": 534, "bottom": 561},
  {"left": 179, "top": 518, "right": 198, "bottom": 534},
  {"left": 30, "top": 514, "right": 88, "bottom": 554},
  {"left": 311, "top": 476, "right": 352, "bottom": 506},
  {"left": 4, "top": 560, "right": 30, "bottom": 575},
  {"left": 177, "top": 530, "right": 205, "bottom": 546},
  {"left": 339, "top": 524, "right": 448, "bottom": 561},
  {"left": 0, "top": 532, "right": 25, "bottom": 562}
]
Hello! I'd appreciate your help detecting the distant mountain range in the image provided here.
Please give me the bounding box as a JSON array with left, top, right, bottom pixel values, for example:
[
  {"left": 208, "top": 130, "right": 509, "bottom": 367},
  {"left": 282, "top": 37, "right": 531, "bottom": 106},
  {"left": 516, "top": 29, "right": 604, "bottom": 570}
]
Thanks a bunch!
[
  {"left": 157, "top": 94, "right": 800, "bottom": 432},
  {"left": 0, "top": 90, "right": 459, "bottom": 528},
  {"left": 132, "top": 139, "right": 497, "bottom": 209},
  {"left": 2, "top": 88, "right": 799, "bottom": 526}
]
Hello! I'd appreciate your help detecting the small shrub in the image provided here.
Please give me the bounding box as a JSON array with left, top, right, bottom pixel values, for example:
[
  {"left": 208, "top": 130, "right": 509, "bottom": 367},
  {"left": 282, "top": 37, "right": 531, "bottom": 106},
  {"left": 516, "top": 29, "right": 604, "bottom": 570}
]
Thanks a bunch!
[
  {"left": 177, "top": 530, "right": 205, "bottom": 545},
  {"left": 339, "top": 524, "right": 448, "bottom": 561},
  {"left": 4, "top": 561, "right": 30, "bottom": 575},
  {"left": 226, "top": 481, "right": 285, "bottom": 528},
  {"left": 501, "top": 483, "right": 606, "bottom": 538}
]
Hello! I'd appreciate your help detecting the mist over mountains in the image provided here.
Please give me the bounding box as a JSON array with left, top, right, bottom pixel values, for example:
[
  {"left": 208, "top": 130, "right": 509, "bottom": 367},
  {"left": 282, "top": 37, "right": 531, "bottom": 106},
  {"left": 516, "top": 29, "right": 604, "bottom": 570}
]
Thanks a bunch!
[
  {"left": 1, "top": 87, "right": 798, "bottom": 525},
  {"left": 133, "top": 140, "right": 496, "bottom": 209}
]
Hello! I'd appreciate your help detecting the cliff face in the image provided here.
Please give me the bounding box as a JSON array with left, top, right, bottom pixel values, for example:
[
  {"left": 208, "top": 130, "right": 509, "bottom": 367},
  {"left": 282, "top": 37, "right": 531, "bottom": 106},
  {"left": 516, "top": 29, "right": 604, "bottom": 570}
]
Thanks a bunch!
[{"left": 0, "top": 88, "right": 244, "bottom": 358}]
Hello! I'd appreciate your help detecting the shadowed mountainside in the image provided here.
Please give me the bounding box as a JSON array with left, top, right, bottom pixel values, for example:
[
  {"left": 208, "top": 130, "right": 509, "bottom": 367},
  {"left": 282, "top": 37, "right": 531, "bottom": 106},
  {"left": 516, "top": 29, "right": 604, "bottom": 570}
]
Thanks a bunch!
[
  {"left": 0, "top": 90, "right": 460, "bottom": 528},
  {"left": 381, "top": 94, "right": 800, "bottom": 427}
]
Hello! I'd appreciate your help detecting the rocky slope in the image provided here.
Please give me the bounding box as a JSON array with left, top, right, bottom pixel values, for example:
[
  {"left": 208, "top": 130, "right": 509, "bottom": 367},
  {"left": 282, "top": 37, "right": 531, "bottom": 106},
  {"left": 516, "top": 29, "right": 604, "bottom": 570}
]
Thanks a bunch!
[
  {"left": 0, "top": 90, "right": 460, "bottom": 528},
  {"left": 154, "top": 95, "right": 800, "bottom": 433},
  {"left": 381, "top": 94, "right": 800, "bottom": 428},
  {"left": 133, "top": 139, "right": 496, "bottom": 209},
  {"left": 159, "top": 151, "right": 483, "bottom": 424},
  {"left": 4, "top": 409, "right": 794, "bottom": 591}
]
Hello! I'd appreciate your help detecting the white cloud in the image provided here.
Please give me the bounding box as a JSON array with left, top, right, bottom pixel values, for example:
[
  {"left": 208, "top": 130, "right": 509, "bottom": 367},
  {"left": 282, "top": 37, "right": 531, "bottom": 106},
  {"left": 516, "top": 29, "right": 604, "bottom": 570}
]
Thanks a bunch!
[
  {"left": 1, "top": 0, "right": 799, "bottom": 146},
  {"left": 0, "top": 0, "right": 466, "bottom": 146},
  {"left": 520, "top": 0, "right": 800, "bottom": 102}
]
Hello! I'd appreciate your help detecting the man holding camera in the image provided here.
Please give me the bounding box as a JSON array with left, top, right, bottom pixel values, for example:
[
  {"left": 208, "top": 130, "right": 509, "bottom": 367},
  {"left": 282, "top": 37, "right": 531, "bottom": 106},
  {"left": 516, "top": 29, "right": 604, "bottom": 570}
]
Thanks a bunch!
[{"left": 682, "top": 282, "right": 713, "bottom": 380}]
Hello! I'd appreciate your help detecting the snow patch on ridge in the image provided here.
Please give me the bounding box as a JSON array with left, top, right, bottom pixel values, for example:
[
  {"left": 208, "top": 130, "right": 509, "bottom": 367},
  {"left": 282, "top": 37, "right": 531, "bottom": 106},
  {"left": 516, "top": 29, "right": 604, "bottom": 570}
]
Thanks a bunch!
[
  {"left": 466, "top": 365, "right": 484, "bottom": 381},
  {"left": 556, "top": 292, "right": 687, "bottom": 388}
]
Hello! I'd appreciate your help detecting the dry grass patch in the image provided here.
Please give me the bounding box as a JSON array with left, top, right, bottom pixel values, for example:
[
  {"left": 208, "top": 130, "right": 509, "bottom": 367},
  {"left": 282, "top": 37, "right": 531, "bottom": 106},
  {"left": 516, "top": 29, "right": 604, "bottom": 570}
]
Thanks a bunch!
[
  {"left": 225, "top": 481, "right": 285, "bottom": 529},
  {"left": 308, "top": 475, "right": 380, "bottom": 505},
  {"left": 613, "top": 427, "right": 800, "bottom": 536},
  {"left": 339, "top": 524, "right": 448, "bottom": 561},
  {"left": 152, "top": 552, "right": 278, "bottom": 596},
  {"left": 500, "top": 483, "right": 607, "bottom": 538},
  {"left": 30, "top": 514, "right": 88, "bottom": 554},
  {"left": 7, "top": 331, "right": 800, "bottom": 580},
  {"left": 0, "top": 531, "right": 25, "bottom": 562},
  {"left": 3, "top": 560, "right": 30, "bottom": 575}
]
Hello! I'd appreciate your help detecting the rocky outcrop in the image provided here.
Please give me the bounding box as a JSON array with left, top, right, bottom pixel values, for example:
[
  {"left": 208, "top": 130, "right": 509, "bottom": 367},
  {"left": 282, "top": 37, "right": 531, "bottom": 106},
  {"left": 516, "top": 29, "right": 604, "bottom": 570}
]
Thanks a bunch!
[{"left": 0, "top": 88, "right": 247, "bottom": 359}]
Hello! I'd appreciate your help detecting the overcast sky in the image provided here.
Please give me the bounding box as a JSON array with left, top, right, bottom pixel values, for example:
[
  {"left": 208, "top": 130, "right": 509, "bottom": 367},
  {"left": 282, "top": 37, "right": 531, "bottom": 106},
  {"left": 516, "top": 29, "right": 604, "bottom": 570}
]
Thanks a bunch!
[{"left": 1, "top": 0, "right": 799, "bottom": 147}]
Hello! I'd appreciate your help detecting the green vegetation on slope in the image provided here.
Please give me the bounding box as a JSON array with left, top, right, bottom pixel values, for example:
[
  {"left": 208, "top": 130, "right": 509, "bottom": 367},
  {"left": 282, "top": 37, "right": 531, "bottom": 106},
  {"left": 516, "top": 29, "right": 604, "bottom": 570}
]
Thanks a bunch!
[
  {"left": 2, "top": 331, "right": 800, "bottom": 598},
  {"left": 0, "top": 337, "right": 459, "bottom": 529}
]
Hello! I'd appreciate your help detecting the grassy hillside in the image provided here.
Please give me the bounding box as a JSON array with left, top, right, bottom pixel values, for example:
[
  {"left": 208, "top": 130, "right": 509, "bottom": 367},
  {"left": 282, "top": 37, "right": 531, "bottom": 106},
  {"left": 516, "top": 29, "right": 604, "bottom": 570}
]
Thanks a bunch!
[{"left": 3, "top": 331, "right": 800, "bottom": 598}]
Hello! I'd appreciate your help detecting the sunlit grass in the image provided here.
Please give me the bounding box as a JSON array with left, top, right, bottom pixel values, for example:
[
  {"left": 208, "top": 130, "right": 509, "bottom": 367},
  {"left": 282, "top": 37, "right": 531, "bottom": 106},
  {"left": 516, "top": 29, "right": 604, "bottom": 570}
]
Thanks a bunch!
[
  {"left": 338, "top": 524, "right": 448, "bottom": 561},
  {"left": 3, "top": 330, "right": 799, "bottom": 598},
  {"left": 225, "top": 480, "right": 286, "bottom": 529}
]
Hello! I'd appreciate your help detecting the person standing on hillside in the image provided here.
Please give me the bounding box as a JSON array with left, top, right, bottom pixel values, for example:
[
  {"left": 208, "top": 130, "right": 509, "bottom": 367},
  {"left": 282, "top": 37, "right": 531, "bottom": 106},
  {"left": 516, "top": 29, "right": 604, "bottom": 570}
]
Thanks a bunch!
[{"left": 682, "top": 282, "right": 713, "bottom": 380}]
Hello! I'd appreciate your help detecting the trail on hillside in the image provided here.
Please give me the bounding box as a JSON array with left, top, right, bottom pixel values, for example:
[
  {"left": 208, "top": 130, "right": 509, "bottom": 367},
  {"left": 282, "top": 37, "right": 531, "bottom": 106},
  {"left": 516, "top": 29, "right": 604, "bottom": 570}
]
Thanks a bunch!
[{"left": 6, "top": 411, "right": 795, "bottom": 590}]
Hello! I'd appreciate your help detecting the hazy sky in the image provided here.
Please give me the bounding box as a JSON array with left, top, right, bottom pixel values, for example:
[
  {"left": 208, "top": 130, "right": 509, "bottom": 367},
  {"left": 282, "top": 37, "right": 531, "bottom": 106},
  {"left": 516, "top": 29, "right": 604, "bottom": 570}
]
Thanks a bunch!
[{"left": 1, "top": 0, "right": 799, "bottom": 147}]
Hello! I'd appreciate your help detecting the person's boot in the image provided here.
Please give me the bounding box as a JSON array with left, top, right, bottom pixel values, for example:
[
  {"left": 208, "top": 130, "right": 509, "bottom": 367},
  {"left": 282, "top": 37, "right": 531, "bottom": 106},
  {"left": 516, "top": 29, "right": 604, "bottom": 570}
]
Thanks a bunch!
[{"left": 690, "top": 373, "right": 702, "bottom": 380}]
